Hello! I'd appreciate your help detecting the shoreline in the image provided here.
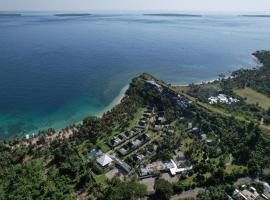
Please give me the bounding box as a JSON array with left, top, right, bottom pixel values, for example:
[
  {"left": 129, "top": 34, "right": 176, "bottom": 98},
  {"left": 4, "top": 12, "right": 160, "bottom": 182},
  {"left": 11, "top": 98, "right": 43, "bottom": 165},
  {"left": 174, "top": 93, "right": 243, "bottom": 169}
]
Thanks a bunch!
[
  {"left": 6, "top": 85, "right": 130, "bottom": 140},
  {"left": 68, "top": 84, "right": 129, "bottom": 126},
  {"left": 15, "top": 84, "right": 130, "bottom": 144},
  {"left": 97, "top": 84, "right": 129, "bottom": 118},
  {"left": 4, "top": 53, "right": 260, "bottom": 140},
  {"left": 251, "top": 54, "right": 263, "bottom": 68},
  {"left": 172, "top": 78, "right": 219, "bottom": 87},
  {"left": 173, "top": 54, "right": 260, "bottom": 87}
]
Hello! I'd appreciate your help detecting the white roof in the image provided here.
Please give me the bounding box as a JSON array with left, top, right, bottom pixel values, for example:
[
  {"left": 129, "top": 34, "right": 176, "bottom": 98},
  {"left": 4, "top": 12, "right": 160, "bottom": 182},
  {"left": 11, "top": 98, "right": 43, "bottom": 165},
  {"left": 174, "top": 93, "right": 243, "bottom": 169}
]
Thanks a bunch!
[
  {"left": 169, "top": 159, "right": 193, "bottom": 176},
  {"left": 97, "top": 154, "right": 113, "bottom": 167},
  {"left": 145, "top": 80, "right": 161, "bottom": 88}
]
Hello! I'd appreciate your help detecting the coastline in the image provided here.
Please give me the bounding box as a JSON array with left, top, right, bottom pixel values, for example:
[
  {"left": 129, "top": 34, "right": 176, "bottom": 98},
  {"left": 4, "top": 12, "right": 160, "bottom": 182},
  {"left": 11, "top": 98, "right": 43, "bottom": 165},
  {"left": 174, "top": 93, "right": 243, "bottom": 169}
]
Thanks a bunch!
[
  {"left": 172, "top": 77, "right": 220, "bottom": 87},
  {"left": 97, "top": 84, "right": 129, "bottom": 118},
  {"left": 68, "top": 84, "right": 129, "bottom": 125},
  {"left": 16, "top": 84, "right": 130, "bottom": 144},
  {"left": 4, "top": 52, "right": 261, "bottom": 140},
  {"left": 9, "top": 85, "right": 130, "bottom": 140},
  {"left": 251, "top": 54, "right": 263, "bottom": 68},
  {"left": 173, "top": 54, "right": 260, "bottom": 87}
]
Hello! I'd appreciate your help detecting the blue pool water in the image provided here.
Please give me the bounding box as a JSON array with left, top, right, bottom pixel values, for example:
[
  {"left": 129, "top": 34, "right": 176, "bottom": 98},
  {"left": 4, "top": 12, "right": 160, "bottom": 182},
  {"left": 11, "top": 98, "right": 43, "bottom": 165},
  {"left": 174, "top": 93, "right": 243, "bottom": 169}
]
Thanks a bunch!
[{"left": 0, "top": 12, "right": 270, "bottom": 139}]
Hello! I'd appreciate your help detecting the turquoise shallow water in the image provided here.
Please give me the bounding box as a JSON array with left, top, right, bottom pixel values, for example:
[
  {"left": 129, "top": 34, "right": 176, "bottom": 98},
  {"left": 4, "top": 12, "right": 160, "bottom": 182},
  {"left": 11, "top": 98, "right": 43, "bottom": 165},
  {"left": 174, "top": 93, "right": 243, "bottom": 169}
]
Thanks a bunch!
[{"left": 0, "top": 13, "right": 270, "bottom": 139}]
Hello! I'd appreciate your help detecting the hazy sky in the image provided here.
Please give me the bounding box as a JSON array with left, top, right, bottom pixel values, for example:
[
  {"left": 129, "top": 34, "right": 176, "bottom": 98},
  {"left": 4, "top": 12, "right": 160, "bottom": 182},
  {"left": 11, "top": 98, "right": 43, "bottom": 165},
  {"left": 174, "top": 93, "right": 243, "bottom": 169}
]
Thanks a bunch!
[{"left": 1, "top": 0, "right": 270, "bottom": 12}]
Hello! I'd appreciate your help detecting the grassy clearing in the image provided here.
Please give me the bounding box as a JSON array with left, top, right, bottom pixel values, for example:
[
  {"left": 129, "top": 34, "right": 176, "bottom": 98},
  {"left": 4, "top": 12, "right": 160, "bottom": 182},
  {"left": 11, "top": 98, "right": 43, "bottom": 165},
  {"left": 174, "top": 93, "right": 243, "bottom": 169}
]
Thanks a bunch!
[
  {"left": 96, "top": 140, "right": 110, "bottom": 153},
  {"left": 234, "top": 87, "right": 270, "bottom": 110},
  {"left": 225, "top": 164, "right": 246, "bottom": 174},
  {"left": 173, "top": 85, "right": 190, "bottom": 93},
  {"left": 179, "top": 174, "right": 196, "bottom": 186},
  {"left": 260, "top": 125, "right": 270, "bottom": 139},
  {"left": 93, "top": 174, "right": 108, "bottom": 185},
  {"left": 129, "top": 107, "right": 145, "bottom": 129}
]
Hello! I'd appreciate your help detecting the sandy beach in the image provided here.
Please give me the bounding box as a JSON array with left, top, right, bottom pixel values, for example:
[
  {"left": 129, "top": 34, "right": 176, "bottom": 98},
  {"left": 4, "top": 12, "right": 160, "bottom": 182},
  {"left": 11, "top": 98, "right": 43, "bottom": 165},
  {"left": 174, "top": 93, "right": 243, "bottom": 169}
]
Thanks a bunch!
[{"left": 97, "top": 84, "right": 130, "bottom": 117}]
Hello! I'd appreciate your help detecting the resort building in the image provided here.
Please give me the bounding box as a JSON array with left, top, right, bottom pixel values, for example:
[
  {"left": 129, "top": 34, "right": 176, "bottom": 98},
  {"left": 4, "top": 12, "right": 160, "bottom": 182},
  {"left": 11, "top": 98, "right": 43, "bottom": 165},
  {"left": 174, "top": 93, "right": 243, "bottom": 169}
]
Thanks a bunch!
[
  {"left": 169, "top": 159, "right": 193, "bottom": 176},
  {"left": 97, "top": 154, "right": 113, "bottom": 168},
  {"left": 118, "top": 133, "right": 150, "bottom": 156},
  {"left": 108, "top": 130, "right": 139, "bottom": 148},
  {"left": 145, "top": 80, "right": 163, "bottom": 92},
  {"left": 208, "top": 94, "right": 239, "bottom": 105},
  {"left": 233, "top": 186, "right": 260, "bottom": 200},
  {"left": 140, "top": 159, "right": 192, "bottom": 177}
]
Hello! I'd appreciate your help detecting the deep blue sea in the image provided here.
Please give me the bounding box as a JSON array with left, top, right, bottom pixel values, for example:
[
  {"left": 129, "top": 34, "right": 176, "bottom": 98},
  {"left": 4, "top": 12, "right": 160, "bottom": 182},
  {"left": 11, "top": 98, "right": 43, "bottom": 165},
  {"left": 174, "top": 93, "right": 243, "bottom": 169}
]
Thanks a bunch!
[{"left": 0, "top": 12, "right": 270, "bottom": 139}]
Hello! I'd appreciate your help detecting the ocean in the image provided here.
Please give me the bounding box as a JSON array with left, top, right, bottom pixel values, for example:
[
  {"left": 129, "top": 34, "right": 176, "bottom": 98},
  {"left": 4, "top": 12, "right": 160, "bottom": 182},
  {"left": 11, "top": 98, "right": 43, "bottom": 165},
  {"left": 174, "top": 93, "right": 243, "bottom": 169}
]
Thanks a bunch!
[{"left": 0, "top": 12, "right": 270, "bottom": 139}]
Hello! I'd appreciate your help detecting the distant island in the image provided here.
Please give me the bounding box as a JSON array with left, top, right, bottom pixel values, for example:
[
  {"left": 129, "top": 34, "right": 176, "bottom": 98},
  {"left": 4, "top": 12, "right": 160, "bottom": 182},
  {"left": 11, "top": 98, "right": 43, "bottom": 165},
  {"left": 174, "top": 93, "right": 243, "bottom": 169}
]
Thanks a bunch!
[
  {"left": 0, "top": 13, "right": 22, "bottom": 17},
  {"left": 54, "top": 13, "right": 91, "bottom": 17},
  {"left": 144, "top": 13, "right": 202, "bottom": 17},
  {"left": 240, "top": 15, "right": 270, "bottom": 18}
]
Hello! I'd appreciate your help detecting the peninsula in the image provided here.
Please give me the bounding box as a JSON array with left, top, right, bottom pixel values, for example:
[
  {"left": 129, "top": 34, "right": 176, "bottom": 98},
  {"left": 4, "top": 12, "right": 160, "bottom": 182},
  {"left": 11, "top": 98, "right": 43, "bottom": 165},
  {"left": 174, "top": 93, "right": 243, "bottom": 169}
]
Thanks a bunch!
[{"left": 0, "top": 51, "right": 270, "bottom": 200}]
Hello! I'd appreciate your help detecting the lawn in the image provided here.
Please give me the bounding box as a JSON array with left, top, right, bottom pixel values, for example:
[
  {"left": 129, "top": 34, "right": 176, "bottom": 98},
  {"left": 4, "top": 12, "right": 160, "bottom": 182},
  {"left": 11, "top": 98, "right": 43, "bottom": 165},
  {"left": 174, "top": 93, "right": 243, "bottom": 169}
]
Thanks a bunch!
[
  {"left": 234, "top": 87, "right": 270, "bottom": 110},
  {"left": 93, "top": 174, "right": 108, "bottom": 185},
  {"left": 173, "top": 85, "right": 190, "bottom": 93},
  {"left": 96, "top": 139, "right": 110, "bottom": 153},
  {"left": 225, "top": 164, "right": 246, "bottom": 174},
  {"left": 129, "top": 107, "right": 145, "bottom": 129}
]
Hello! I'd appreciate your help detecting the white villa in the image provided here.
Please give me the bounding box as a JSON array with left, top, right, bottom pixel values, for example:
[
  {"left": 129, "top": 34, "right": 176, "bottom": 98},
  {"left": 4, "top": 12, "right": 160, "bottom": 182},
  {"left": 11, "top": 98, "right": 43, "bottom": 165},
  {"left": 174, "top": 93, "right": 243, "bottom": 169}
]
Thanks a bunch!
[
  {"left": 208, "top": 94, "right": 239, "bottom": 105},
  {"left": 97, "top": 154, "right": 113, "bottom": 168},
  {"left": 169, "top": 159, "right": 193, "bottom": 176}
]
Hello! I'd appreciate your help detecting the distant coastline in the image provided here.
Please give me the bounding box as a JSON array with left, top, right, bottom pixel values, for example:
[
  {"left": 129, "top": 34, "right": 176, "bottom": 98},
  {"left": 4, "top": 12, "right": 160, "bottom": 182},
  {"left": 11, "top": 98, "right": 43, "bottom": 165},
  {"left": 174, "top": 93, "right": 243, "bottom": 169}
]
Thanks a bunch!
[
  {"left": 0, "top": 13, "right": 22, "bottom": 17},
  {"left": 240, "top": 15, "right": 270, "bottom": 18},
  {"left": 144, "top": 13, "right": 202, "bottom": 17},
  {"left": 54, "top": 13, "right": 91, "bottom": 17}
]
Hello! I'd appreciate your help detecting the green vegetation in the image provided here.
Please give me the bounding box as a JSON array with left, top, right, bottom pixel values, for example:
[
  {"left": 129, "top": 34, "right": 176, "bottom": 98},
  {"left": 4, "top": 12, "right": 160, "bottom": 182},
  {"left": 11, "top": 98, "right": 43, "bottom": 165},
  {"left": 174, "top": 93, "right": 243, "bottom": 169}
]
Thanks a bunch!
[
  {"left": 154, "top": 179, "right": 173, "bottom": 200},
  {"left": 1, "top": 51, "right": 270, "bottom": 199},
  {"left": 197, "top": 185, "right": 233, "bottom": 200},
  {"left": 106, "top": 177, "right": 147, "bottom": 200},
  {"left": 231, "top": 50, "right": 270, "bottom": 97},
  {"left": 128, "top": 107, "right": 145, "bottom": 128},
  {"left": 234, "top": 87, "right": 270, "bottom": 110}
]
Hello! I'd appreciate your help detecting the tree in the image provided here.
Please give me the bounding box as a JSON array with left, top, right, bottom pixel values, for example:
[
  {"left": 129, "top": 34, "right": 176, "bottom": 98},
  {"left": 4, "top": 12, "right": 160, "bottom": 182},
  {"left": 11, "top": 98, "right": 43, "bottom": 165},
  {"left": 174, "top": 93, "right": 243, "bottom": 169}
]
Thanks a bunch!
[
  {"left": 267, "top": 107, "right": 270, "bottom": 115},
  {"left": 197, "top": 186, "right": 227, "bottom": 200},
  {"left": 154, "top": 179, "right": 173, "bottom": 200},
  {"left": 264, "top": 116, "right": 270, "bottom": 125},
  {"left": 108, "top": 178, "right": 147, "bottom": 200}
]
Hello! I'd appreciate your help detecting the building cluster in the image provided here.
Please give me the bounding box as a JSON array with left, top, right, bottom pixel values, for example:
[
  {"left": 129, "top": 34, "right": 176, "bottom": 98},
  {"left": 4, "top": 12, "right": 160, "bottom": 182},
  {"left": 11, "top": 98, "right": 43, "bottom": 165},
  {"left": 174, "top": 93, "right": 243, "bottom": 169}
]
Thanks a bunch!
[
  {"left": 136, "top": 106, "right": 155, "bottom": 129},
  {"left": 108, "top": 130, "right": 139, "bottom": 148},
  {"left": 118, "top": 133, "right": 150, "bottom": 156},
  {"left": 230, "top": 182, "right": 270, "bottom": 200},
  {"left": 153, "top": 111, "right": 166, "bottom": 131},
  {"left": 140, "top": 159, "right": 193, "bottom": 177},
  {"left": 163, "top": 87, "right": 190, "bottom": 110},
  {"left": 87, "top": 150, "right": 131, "bottom": 174},
  {"left": 145, "top": 79, "right": 191, "bottom": 110},
  {"left": 145, "top": 80, "right": 163, "bottom": 93},
  {"left": 208, "top": 94, "right": 239, "bottom": 105},
  {"left": 188, "top": 124, "right": 214, "bottom": 145},
  {"left": 84, "top": 80, "right": 199, "bottom": 186}
]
